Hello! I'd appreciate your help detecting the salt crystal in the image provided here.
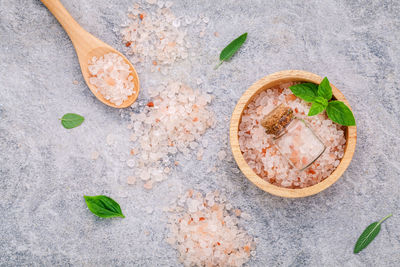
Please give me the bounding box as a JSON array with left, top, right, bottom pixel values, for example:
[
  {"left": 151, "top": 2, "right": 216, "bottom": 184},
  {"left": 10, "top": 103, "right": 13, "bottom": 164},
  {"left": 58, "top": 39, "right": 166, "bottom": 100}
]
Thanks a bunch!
[
  {"left": 91, "top": 151, "right": 100, "bottom": 160},
  {"left": 157, "top": 1, "right": 164, "bottom": 8},
  {"left": 165, "top": 1, "right": 173, "bottom": 8},
  {"left": 241, "top": 212, "right": 251, "bottom": 220},
  {"left": 126, "top": 159, "right": 135, "bottom": 168},
  {"left": 145, "top": 206, "right": 153, "bottom": 214},
  {"left": 234, "top": 209, "right": 241, "bottom": 217},
  {"left": 127, "top": 176, "right": 136, "bottom": 185},
  {"left": 73, "top": 80, "right": 78, "bottom": 85},
  {"left": 202, "top": 139, "right": 208, "bottom": 147},
  {"left": 217, "top": 150, "right": 226, "bottom": 160},
  {"left": 196, "top": 149, "right": 203, "bottom": 161},
  {"left": 143, "top": 180, "right": 153, "bottom": 190},
  {"left": 106, "top": 134, "right": 114, "bottom": 145}
]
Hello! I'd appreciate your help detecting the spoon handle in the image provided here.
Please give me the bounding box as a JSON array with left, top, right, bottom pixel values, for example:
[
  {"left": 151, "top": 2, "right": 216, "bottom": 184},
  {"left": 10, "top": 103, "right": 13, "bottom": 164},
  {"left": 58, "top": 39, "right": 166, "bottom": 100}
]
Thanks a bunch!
[{"left": 40, "top": 0, "right": 99, "bottom": 54}]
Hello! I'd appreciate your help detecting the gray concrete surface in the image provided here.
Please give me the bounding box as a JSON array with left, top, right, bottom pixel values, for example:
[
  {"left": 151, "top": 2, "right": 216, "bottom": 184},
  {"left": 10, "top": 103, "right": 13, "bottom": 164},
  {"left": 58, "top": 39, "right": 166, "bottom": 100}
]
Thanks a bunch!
[{"left": 1, "top": 0, "right": 400, "bottom": 266}]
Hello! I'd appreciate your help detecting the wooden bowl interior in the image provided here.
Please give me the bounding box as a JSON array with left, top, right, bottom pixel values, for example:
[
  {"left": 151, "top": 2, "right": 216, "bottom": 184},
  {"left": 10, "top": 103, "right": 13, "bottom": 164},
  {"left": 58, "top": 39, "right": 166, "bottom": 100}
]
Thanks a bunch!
[{"left": 230, "top": 70, "right": 356, "bottom": 198}]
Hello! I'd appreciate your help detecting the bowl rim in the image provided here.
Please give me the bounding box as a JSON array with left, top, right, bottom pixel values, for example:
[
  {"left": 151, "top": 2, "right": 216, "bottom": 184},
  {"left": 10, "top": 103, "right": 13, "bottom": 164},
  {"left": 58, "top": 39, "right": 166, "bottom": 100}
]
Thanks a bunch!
[{"left": 229, "top": 70, "right": 357, "bottom": 198}]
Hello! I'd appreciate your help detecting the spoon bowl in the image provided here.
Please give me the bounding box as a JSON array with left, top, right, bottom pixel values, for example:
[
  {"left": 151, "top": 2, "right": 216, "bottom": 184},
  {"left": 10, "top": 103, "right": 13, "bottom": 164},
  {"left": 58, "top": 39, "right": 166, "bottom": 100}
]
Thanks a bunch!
[
  {"left": 41, "top": 0, "right": 140, "bottom": 108},
  {"left": 83, "top": 47, "right": 140, "bottom": 108}
]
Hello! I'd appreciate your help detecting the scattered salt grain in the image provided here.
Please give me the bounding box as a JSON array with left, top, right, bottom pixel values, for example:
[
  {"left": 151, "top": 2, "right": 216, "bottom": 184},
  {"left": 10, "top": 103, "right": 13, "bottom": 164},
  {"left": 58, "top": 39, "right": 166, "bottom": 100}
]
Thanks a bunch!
[
  {"left": 106, "top": 134, "right": 115, "bottom": 145},
  {"left": 91, "top": 151, "right": 100, "bottom": 160},
  {"left": 72, "top": 80, "right": 79, "bottom": 85},
  {"left": 88, "top": 53, "right": 135, "bottom": 106},
  {"left": 240, "top": 212, "right": 251, "bottom": 221},
  {"left": 116, "top": 188, "right": 128, "bottom": 198},
  {"left": 165, "top": 1, "right": 173, "bottom": 8},
  {"left": 238, "top": 84, "right": 346, "bottom": 188},
  {"left": 167, "top": 190, "right": 255, "bottom": 267},
  {"left": 126, "top": 159, "right": 135, "bottom": 168},
  {"left": 143, "top": 181, "right": 153, "bottom": 190},
  {"left": 130, "top": 133, "right": 138, "bottom": 142},
  {"left": 217, "top": 150, "right": 226, "bottom": 161},
  {"left": 235, "top": 209, "right": 241, "bottom": 217},
  {"left": 127, "top": 176, "right": 136, "bottom": 185},
  {"left": 196, "top": 148, "right": 204, "bottom": 161},
  {"left": 145, "top": 206, "right": 153, "bottom": 214}
]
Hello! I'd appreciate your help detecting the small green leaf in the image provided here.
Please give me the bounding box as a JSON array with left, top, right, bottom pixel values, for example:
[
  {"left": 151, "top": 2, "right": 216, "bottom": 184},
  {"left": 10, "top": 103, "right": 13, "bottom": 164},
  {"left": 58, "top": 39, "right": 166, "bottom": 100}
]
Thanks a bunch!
[
  {"left": 61, "top": 113, "right": 84, "bottom": 129},
  {"left": 354, "top": 214, "right": 392, "bottom": 254},
  {"left": 289, "top": 83, "right": 318, "bottom": 102},
  {"left": 308, "top": 96, "right": 328, "bottom": 116},
  {"left": 326, "top": 101, "right": 356, "bottom": 126},
  {"left": 216, "top": 33, "right": 247, "bottom": 69},
  {"left": 84, "top": 195, "right": 125, "bottom": 218},
  {"left": 317, "top": 77, "right": 333, "bottom": 100}
]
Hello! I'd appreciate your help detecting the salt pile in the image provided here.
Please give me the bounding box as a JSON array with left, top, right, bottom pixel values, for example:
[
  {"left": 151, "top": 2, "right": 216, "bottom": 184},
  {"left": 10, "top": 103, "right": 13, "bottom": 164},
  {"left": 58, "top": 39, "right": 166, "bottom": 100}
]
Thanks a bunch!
[
  {"left": 238, "top": 83, "right": 346, "bottom": 188},
  {"left": 88, "top": 52, "right": 135, "bottom": 106},
  {"left": 127, "top": 81, "right": 215, "bottom": 188},
  {"left": 120, "top": 1, "right": 206, "bottom": 74},
  {"left": 166, "top": 190, "right": 255, "bottom": 267}
]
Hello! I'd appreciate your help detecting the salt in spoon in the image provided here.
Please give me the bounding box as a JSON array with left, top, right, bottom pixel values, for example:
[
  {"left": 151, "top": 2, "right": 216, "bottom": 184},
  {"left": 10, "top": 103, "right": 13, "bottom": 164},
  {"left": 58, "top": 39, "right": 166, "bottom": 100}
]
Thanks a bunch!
[{"left": 40, "top": 0, "right": 140, "bottom": 108}]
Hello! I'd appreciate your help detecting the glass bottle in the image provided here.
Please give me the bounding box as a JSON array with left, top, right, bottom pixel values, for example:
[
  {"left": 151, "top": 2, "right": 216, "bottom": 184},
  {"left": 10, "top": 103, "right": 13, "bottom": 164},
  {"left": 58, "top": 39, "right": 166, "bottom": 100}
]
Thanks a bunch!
[{"left": 261, "top": 104, "right": 326, "bottom": 171}]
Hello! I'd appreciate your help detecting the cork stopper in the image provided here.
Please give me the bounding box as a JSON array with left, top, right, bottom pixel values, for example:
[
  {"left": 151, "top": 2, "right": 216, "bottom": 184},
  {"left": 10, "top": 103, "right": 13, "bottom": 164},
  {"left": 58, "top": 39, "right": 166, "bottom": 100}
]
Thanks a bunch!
[{"left": 261, "top": 104, "right": 294, "bottom": 136}]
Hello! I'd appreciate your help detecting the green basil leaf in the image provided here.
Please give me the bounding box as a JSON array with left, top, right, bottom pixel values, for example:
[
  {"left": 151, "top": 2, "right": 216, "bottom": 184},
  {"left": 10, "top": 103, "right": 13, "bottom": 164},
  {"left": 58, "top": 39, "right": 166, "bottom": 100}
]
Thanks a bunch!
[
  {"left": 354, "top": 222, "right": 381, "bottom": 254},
  {"left": 326, "top": 101, "right": 356, "bottom": 126},
  {"left": 61, "top": 113, "right": 84, "bottom": 129},
  {"left": 308, "top": 96, "right": 328, "bottom": 116},
  {"left": 215, "top": 33, "right": 247, "bottom": 69},
  {"left": 84, "top": 195, "right": 125, "bottom": 218},
  {"left": 317, "top": 77, "right": 333, "bottom": 100},
  {"left": 354, "top": 214, "right": 392, "bottom": 254},
  {"left": 289, "top": 83, "right": 318, "bottom": 102}
]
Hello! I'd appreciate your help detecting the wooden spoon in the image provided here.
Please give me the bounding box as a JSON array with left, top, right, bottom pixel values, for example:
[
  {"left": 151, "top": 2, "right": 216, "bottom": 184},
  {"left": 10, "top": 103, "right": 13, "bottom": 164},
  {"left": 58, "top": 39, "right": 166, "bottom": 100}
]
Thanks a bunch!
[{"left": 40, "top": 0, "right": 140, "bottom": 108}]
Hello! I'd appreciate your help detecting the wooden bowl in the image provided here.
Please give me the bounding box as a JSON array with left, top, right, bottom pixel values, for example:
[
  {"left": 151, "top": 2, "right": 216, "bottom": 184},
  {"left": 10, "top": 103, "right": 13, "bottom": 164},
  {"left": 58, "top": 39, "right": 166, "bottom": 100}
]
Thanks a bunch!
[{"left": 230, "top": 70, "right": 357, "bottom": 198}]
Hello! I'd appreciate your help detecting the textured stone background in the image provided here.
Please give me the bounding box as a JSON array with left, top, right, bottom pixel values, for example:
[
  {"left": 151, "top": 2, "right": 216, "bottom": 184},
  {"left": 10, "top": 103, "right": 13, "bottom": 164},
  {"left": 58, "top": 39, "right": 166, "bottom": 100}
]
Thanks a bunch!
[{"left": 1, "top": 0, "right": 399, "bottom": 266}]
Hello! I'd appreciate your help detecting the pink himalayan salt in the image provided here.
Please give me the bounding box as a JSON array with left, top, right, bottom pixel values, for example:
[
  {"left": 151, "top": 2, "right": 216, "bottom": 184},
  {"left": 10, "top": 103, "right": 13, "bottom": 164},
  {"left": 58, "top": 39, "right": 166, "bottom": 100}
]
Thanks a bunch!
[
  {"left": 120, "top": 1, "right": 207, "bottom": 74},
  {"left": 143, "top": 181, "right": 153, "bottom": 190},
  {"left": 166, "top": 190, "right": 255, "bottom": 267},
  {"left": 127, "top": 81, "right": 214, "bottom": 187},
  {"left": 121, "top": 3, "right": 186, "bottom": 71},
  {"left": 127, "top": 176, "right": 136, "bottom": 185},
  {"left": 88, "top": 53, "right": 135, "bottom": 106},
  {"left": 238, "top": 83, "right": 346, "bottom": 188}
]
